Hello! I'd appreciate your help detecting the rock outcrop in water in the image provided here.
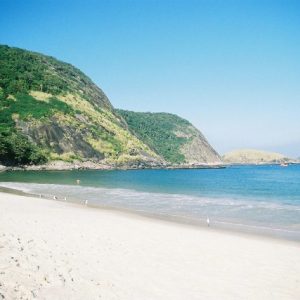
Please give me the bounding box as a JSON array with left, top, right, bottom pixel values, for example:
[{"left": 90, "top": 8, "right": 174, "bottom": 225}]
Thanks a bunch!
[{"left": 0, "top": 45, "right": 221, "bottom": 168}]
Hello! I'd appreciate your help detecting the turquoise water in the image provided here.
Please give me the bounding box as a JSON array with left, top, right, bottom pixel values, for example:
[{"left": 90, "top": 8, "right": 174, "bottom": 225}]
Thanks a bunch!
[{"left": 1, "top": 165, "right": 300, "bottom": 240}]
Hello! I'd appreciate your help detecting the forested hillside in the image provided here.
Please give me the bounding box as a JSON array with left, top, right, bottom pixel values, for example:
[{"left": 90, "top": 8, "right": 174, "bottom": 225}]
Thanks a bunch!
[
  {"left": 0, "top": 45, "right": 221, "bottom": 167},
  {"left": 117, "top": 110, "right": 221, "bottom": 164},
  {"left": 0, "top": 45, "right": 159, "bottom": 166}
]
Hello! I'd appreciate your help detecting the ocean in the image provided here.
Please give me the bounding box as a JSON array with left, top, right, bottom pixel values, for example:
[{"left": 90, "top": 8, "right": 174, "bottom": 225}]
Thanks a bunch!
[{"left": 1, "top": 164, "right": 300, "bottom": 240}]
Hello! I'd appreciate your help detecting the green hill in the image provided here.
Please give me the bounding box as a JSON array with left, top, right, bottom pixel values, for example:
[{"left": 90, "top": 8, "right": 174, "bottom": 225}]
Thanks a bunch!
[
  {"left": 0, "top": 45, "right": 159, "bottom": 166},
  {"left": 117, "top": 110, "right": 221, "bottom": 164},
  {"left": 0, "top": 45, "right": 221, "bottom": 168}
]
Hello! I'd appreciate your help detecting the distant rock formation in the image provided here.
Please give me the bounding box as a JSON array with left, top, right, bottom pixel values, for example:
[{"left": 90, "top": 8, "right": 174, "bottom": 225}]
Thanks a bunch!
[{"left": 223, "top": 149, "right": 292, "bottom": 164}]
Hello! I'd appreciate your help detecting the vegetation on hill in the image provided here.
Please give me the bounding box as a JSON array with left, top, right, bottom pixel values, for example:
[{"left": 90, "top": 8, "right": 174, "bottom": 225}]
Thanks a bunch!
[
  {"left": 117, "top": 110, "right": 190, "bottom": 163},
  {"left": 0, "top": 130, "right": 47, "bottom": 165},
  {"left": 0, "top": 45, "right": 111, "bottom": 109},
  {"left": 117, "top": 110, "right": 221, "bottom": 164},
  {"left": 0, "top": 45, "right": 220, "bottom": 167},
  {"left": 0, "top": 45, "right": 159, "bottom": 166},
  {"left": 0, "top": 92, "right": 74, "bottom": 165}
]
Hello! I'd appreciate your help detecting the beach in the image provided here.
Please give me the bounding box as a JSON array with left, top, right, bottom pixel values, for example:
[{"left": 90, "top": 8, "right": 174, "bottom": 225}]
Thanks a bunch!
[{"left": 0, "top": 192, "right": 299, "bottom": 300}]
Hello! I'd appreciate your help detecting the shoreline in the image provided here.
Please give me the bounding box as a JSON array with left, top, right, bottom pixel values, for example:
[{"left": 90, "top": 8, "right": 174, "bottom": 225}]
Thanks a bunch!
[
  {"left": 2, "top": 161, "right": 300, "bottom": 173},
  {"left": 0, "top": 190, "right": 299, "bottom": 299},
  {"left": 0, "top": 161, "right": 226, "bottom": 172},
  {"left": 1, "top": 184, "right": 299, "bottom": 244}
]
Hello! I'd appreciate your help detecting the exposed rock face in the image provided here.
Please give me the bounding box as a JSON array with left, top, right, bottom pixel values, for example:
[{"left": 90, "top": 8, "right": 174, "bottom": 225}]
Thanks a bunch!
[
  {"left": 17, "top": 118, "right": 104, "bottom": 160},
  {"left": 223, "top": 149, "right": 291, "bottom": 164},
  {"left": 180, "top": 129, "right": 222, "bottom": 164}
]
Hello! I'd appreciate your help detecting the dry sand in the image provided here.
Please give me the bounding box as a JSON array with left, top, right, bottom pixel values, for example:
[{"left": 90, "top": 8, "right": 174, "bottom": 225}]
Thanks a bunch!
[{"left": 0, "top": 192, "right": 299, "bottom": 300}]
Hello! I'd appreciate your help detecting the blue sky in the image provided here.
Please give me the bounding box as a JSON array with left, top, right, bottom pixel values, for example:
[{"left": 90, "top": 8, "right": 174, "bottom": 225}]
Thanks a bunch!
[{"left": 1, "top": 0, "right": 299, "bottom": 156}]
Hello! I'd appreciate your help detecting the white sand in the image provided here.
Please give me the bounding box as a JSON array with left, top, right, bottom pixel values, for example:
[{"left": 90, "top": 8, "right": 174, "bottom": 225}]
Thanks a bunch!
[{"left": 0, "top": 192, "right": 299, "bottom": 300}]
